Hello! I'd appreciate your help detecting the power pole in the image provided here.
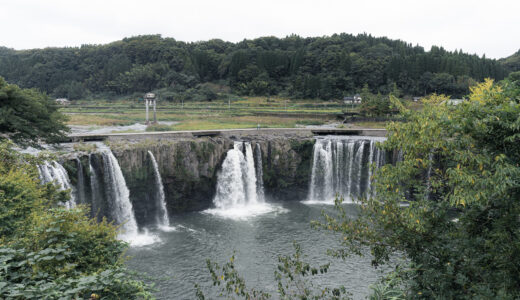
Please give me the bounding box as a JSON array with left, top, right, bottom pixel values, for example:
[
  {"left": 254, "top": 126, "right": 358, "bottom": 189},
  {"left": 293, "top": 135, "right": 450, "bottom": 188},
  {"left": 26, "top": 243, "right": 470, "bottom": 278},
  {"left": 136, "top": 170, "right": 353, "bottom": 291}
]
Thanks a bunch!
[
  {"left": 153, "top": 96, "right": 157, "bottom": 124},
  {"left": 145, "top": 99, "right": 149, "bottom": 124}
]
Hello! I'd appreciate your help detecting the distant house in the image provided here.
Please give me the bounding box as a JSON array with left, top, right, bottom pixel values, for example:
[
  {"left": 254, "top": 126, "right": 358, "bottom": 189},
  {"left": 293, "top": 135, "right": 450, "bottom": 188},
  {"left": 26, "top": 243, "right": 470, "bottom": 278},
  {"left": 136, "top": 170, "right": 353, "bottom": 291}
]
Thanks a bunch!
[
  {"left": 343, "top": 96, "right": 354, "bottom": 104},
  {"left": 413, "top": 97, "right": 422, "bottom": 102},
  {"left": 55, "top": 98, "right": 70, "bottom": 105},
  {"left": 343, "top": 94, "right": 362, "bottom": 104}
]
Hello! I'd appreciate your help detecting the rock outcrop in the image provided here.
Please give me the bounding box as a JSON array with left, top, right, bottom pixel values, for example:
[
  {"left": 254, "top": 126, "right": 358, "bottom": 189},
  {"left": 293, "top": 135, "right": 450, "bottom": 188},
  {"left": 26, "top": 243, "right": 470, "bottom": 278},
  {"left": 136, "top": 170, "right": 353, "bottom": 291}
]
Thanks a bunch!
[{"left": 63, "top": 133, "right": 315, "bottom": 225}]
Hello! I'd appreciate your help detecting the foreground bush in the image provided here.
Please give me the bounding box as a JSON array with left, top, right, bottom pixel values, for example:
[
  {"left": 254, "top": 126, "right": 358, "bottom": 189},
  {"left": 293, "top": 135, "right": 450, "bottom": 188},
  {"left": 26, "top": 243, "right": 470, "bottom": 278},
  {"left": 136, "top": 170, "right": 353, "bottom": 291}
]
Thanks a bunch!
[
  {"left": 200, "top": 77, "right": 520, "bottom": 299},
  {"left": 319, "top": 78, "right": 520, "bottom": 298},
  {"left": 0, "top": 142, "right": 153, "bottom": 299}
]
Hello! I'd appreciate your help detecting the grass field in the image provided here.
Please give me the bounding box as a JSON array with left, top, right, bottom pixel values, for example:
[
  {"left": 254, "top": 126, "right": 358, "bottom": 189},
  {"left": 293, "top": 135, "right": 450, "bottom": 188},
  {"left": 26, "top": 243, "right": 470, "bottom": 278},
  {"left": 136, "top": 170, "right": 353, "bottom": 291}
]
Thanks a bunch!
[{"left": 62, "top": 96, "right": 388, "bottom": 133}]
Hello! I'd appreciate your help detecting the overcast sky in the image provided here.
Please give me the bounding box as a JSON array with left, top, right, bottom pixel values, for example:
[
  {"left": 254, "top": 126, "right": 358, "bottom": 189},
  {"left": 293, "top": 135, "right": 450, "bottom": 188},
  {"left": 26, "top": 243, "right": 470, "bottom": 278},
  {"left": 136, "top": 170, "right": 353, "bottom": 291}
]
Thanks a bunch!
[{"left": 1, "top": 0, "right": 518, "bottom": 59}]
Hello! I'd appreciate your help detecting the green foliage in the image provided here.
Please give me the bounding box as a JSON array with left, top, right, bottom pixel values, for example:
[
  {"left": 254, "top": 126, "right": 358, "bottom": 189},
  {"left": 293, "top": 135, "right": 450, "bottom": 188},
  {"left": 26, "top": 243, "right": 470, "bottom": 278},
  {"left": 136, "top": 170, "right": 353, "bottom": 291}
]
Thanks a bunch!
[
  {"left": 19, "top": 207, "right": 125, "bottom": 275},
  {"left": 359, "top": 84, "right": 395, "bottom": 117},
  {"left": 315, "top": 79, "right": 520, "bottom": 298},
  {"left": 0, "top": 247, "right": 151, "bottom": 299},
  {"left": 53, "top": 81, "right": 88, "bottom": 100},
  {"left": 202, "top": 254, "right": 271, "bottom": 300},
  {"left": 0, "top": 142, "right": 153, "bottom": 299},
  {"left": 274, "top": 243, "right": 348, "bottom": 300},
  {"left": 0, "top": 34, "right": 508, "bottom": 101},
  {"left": 199, "top": 243, "right": 349, "bottom": 300},
  {"left": 72, "top": 142, "right": 99, "bottom": 153},
  {"left": 0, "top": 142, "right": 66, "bottom": 239},
  {"left": 368, "top": 270, "right": 407, "bottom": 300},
  {"left": 0, "top": 77, "right": 69, "bottom": 147},
  {"left": 145, "top": 123, "right": 175, "bottom": 132},
  {"left": 499, "top": 49, "right": 520, "bottom": 72}
]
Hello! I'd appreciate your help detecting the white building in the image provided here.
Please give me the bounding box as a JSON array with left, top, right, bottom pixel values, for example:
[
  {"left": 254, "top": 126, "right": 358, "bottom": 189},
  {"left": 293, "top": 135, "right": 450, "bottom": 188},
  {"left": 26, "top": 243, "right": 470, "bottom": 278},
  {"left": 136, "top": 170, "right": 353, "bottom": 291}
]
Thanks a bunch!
[
  {"left": 55, "top": 98, "right": 70, "bottom": 105},
  {"left": 343, "top": 94, "right": 362, "bottom": 104}
]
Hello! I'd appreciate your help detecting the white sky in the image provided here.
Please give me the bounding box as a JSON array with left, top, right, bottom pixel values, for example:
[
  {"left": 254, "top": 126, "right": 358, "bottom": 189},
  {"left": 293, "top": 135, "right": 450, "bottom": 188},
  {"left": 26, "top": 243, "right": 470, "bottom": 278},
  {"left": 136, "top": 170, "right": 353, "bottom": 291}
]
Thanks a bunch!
[{"left": 0, "top": 0, "right": 518, "bottom": 59}]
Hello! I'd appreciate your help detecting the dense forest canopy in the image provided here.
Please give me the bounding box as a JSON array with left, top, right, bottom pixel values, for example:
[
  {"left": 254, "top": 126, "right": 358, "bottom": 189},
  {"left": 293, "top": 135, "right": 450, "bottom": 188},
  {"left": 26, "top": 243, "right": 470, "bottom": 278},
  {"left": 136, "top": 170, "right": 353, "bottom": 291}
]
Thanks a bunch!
[
  {"left": 500, "top": 49, "right": 520, "bottom": 73},
  {"left": 0, "top": 33, "right": 510, "bottom": 100}
]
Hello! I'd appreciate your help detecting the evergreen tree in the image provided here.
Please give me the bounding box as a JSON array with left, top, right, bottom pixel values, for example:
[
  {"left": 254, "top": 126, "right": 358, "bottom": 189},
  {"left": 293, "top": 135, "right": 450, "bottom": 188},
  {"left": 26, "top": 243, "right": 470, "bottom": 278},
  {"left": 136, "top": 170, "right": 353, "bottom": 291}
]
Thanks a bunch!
[{"left": 0, "top": 77, "right": 69, "bottom": 147}]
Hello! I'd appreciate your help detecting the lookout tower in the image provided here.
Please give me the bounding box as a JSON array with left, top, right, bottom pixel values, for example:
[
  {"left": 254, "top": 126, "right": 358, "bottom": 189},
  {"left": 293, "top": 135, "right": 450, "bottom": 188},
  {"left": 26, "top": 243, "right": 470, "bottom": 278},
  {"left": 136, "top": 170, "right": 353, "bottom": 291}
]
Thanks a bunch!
[{"left": 144, "top": 93, "right": 157, "bottom": 124}]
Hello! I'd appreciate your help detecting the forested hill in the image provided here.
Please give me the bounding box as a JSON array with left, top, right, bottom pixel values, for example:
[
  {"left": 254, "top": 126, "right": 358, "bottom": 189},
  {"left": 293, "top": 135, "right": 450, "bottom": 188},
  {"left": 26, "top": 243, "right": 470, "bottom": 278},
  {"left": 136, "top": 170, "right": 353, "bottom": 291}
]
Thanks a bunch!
[
  {"left": 0, "top": 34, "right": 509, "bottom": 100},
  {"left": 500, "top": 49, "right": 520, "bottom": 73}
]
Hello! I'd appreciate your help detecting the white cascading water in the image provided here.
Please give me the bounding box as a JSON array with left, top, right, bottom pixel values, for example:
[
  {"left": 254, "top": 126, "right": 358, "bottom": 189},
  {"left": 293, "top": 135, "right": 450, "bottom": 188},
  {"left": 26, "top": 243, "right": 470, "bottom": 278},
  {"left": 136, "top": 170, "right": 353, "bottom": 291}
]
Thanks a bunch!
[
  {"left": 354, "top": 141, "right": 366, "bottom": 196},
  {"left": 90, "top": 146, "right": 159, "bottom": 245},
  {"left": 89, "top": 154, "right": 102, "bottom": 220},
  {"left": 306, "top": 136, "right": 386, "bottom": 204},
  {"left": 207, "top": 141, "right": 276, "bottom": 219},
  {"left": 147, "top": 151, "right": 170, "bottom": 228},
  {"left": 38, "top": 161, "right": 76, "bottom": 209},
  {"left": 254, "top": 143, "right": 265, "bottom": 202},
  {"left": 366, "top": 141, "right": 376, "bottom": 196},
  {"left": 243, "top": 142, "right": 258, "bottom": 204},
  {"left": 101, "top": 150, "right": 139, "bottom": 239},
  {"left": 75, "top": 158, "right": 86, "bottom": 204},
  {"left": 307, "top": 140, "right": 334, "bottom": 202}
]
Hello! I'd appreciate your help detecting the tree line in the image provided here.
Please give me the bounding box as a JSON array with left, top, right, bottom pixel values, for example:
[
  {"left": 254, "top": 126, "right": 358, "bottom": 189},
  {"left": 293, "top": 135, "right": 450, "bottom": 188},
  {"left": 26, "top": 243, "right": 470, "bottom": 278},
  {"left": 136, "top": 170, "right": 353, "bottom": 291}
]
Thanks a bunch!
[{"left": 0, "top": 33, "right": 509, "bottom": 100}]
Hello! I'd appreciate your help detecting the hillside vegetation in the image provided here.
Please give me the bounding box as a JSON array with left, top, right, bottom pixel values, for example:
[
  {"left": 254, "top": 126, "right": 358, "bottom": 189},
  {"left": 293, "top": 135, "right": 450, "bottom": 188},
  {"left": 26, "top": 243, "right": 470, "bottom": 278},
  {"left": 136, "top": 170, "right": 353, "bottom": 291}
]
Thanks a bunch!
[
  {"left": 500, "top": 49, "right": 520, "bottom": 72},
  {"left": 0, "top": 34, "right": 509, "bottom": 101}
]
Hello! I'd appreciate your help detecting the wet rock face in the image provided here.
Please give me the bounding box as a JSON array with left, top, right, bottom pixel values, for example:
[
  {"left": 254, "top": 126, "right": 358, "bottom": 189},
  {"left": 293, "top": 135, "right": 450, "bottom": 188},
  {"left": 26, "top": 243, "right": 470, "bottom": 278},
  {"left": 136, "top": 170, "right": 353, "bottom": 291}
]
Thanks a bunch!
[
  {"left": 61, "top": 153, "right": 115, "bottom": 223},
  {"left": 65, "top": 135, "right": 315, "bottom": 220},
  {"left": 111, "top": 138, "right": 232, "bottom": 221},
  {"left": 259, "top": 138, "right": 315, "bottom": 201}
]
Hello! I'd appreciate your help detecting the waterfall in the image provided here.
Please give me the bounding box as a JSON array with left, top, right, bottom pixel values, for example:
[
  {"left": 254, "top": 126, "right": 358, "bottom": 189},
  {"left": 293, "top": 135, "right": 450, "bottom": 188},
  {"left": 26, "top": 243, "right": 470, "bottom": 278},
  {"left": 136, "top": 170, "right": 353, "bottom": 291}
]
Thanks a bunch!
[
  {"left": 344, "top": 142, "right": 355, "bottom": 199},
  {"left": 208, "top": 141, "right": 275, "bottom": 218},
  {"left": 213, "top": 142, "right": 260, "bottom": 208},
  {"left": 308, "top": 140, "right": 334, "bottom": 201},
  {"left": 75, "top": 158, "right": 86, "bottom": 204},
  {"left": 147, "top": 151, "right": 170, "bottom": 227},
  {"left": 354, "top": 141, "right": 366, "bottom": 197},
  {"left": 89, "top": 154, "right": 103, "bottom": 220},
  {"left": 254, "top": 143, "right": 265, "bottom": 202},
  {"left": 38, "top": 161, "right": 76, "bottom": 209},
  {"left": 101, "top": 150, "right": 138, "bottom": 238},
  {"left": 367, "top": 140, "right": 375, "bottom": 196},
  {"left": 243, "top": 142, "right": 258, "bottom": 204},
  {"left": 306, "top": 136, "right": 386, "bottom": 203}
]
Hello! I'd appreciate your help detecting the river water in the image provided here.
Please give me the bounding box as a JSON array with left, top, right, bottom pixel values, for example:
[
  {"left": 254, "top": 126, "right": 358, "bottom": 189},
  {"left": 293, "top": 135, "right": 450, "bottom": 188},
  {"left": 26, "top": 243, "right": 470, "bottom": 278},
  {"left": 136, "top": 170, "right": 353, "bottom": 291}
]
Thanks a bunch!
[{"left": 126, "top": 200, "right": 387, "bottom": 299}]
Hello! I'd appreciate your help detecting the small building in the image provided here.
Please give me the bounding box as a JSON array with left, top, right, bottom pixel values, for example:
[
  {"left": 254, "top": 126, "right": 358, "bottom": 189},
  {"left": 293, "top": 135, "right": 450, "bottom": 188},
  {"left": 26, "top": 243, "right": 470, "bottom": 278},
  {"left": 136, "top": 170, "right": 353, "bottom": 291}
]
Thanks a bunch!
[
  {"left": 343, "top": 96, "right": 354, "bottom": 104},
  {"left": 55, "top": 98, "right": 70, "bottom": 105},
  {"left": 343, "top": 94, "right": 362, "bottom": 104},
  {"left": 145, "top": 93, "right": 156, "bottom": 99},
  {"left": 413, "top": 97, "right": 422, "bottom": 102}
]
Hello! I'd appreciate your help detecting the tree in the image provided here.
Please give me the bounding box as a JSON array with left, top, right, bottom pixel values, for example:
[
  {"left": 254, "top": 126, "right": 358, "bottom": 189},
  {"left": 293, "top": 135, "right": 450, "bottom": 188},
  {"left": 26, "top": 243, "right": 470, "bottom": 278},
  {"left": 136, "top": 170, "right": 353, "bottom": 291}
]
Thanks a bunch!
[
  {"left": 359, "top": 84, "right": 393, "bottom": 117},
  {"left": 0, "top": 77, "right": 69, "bottom": 147},
  {"left": 198, "top": 79, "right": 520, "bottom": 299},
  {"left": 0, "top": 34, "right": 509, "bottom": 99},
  {"left": 320, "top": 79, "right": 520, "bottom": 298},
  {"left": 0, "top": 142, "right": 153, "bottom": 299}
]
